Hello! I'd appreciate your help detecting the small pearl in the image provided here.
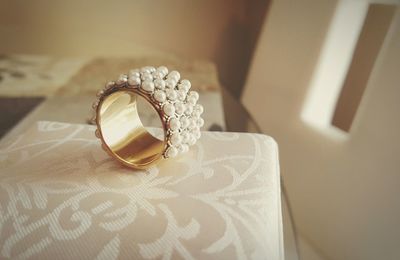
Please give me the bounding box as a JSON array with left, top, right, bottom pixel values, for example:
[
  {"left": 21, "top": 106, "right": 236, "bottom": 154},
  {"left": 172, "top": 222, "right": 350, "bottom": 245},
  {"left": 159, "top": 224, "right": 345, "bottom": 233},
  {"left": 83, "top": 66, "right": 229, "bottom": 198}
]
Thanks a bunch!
[
  {"left": 188, "top": 135, "right": 197, "bottom": 146},
  {"left": 157, "top": 66, "right": 168, "bottom": 76},
  {"left": 104, "top": 81, "right": 115, "bottom": 90},
  {"left": 166, "top": 89, "right": 178, "bottom": 101},
  {"left": 189, "top": 118, "right": 197, "bottom": 130},
  {"left": 165, "top": 146, "right": 178, "bottom": 158},
  {"left": 96, "top": 89, "right": 104, "bottom": 97},
  {"left": 128, "top": 76, "right": 141, "bottom": 86},
  {"left": 177, "top": 90, "right": 187, "bottom": 101},
  {"left": 189, "top": 91, "right": 199, "bottom": 101},
  {"left": 181, "top": 131, "right": 191, "bottom": 144},
  {"left": 152, "top": 71, "right": 163, "bottom": 79},
  {"left": 165, "top": 78, "right": 177, "bottom": 89},
  {"left": 170, "top": 133, "right": 182, "bottom": 145},
  {"left": 116, "top": 74, "right": 128, "bottom": 85},
  {"left": 180, "top": 79, "right": 191, "bottom": 89},
  {"left": 175, "top": 102, "right": 186, "bottom": 115},
  {"left": 168, "top": 70, "right": 180, "bottom": 81},
  {"left": 129, "top": 72, "right": 140, "bottom": 78},
  {"left": 154, "top": 90, "right": 166, "bottom": 103},
  {"left": 185, "top": 105, "right": 193, "bottom": 116},
  {"left": 142, "top": 80, "right": 155, "bottom": 92},
  {"left": 180, "top": 116, "right": 190, "bottom": 129},
  {"left": 141, "top": 72, "right": 153, "bottom": 81},
  {"left": 194, "top": 104, "right": 204, "bottom": 115},
  {"left": 177, "top": 144, "right": 189, "bottom": 154},
  {"left": 163, "top": 103, "right": 175, "bottom": 117},
  {"left": 178, "top": 83, "right": 190, "bottom": 93},
  {"left": 192, "top": 128, "right": 201, "bottom": 139},
  {"left": 154, "top": 79, "right": 166, "bottom": 90},
  {"left": 187, "top": 95, "right": 197, "bottom": 106},
  {"left": 192, "top": 110, "right": 201, "bottom": 118},
  {"left": 196, "top": 117, "right": 204, "bottom": 127},
  {"left": 169, "top": 117, "right": 181, "bottom": 131},
  {"left": 141, "top": 66, "right": 154, "bottom": 73},
  {"left": 92, "top": 100, "right": 99, "bottom": 109}
]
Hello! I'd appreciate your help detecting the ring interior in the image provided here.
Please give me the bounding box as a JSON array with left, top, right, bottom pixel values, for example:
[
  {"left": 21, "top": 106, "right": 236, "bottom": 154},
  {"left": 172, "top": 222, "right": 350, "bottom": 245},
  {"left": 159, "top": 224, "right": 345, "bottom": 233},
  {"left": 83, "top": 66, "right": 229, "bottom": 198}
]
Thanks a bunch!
[{"left": 98, "top": 90, "right": 165, "bottom": 168}]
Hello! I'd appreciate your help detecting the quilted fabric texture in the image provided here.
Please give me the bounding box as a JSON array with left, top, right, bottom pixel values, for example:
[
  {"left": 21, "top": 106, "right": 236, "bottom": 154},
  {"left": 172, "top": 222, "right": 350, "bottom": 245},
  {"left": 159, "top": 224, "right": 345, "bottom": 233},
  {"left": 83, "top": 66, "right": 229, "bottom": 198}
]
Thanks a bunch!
[{"left": 0, "top": 122, "right": 283, "bottom": 260}]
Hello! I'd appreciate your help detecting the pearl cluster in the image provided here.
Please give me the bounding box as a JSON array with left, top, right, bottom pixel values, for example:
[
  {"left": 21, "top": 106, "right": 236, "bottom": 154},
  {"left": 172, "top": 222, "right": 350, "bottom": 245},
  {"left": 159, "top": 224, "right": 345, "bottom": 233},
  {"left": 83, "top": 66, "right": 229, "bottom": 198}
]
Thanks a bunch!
[{"left": 93, "top": 66, "right": 204, "bottom": 159}]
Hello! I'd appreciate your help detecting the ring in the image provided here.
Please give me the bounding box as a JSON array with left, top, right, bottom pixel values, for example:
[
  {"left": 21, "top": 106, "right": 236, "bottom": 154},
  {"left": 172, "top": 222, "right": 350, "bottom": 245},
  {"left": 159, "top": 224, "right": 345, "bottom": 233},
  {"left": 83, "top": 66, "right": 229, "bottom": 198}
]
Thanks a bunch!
[{"left": 92, "top": 66, "right": 204, "bottom": 169}]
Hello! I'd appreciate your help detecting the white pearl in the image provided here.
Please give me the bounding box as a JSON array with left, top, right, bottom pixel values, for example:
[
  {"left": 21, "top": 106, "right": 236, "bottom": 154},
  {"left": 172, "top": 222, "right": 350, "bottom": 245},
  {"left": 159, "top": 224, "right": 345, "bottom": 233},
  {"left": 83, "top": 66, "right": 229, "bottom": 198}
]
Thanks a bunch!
[
  {"left": 116, "top": 74, "right": 128, "bottom": 84},
  {"left": 152, "top": 71, "right": 163, "bottom": 79},
  {"left": 196, "top": 117, "right": 204, "bottom": 127},
  {"left": 140, "top": 67, "right": 150, "bottom": 74},
  {"left": 185, "top": 105, "right": 193, "bottom": 116},
  {"left": 180, "top": 116, "right": 190, "bottom": 129},
  {"left": 166, "top": 146, "right": 178, "bottom": 158},
  {"left": 154, "top": 90, "right": 166, "bottom": 103},
  {"left": 188, "top": 135, "right": 197, "bottom": 146},
  {"left": 181, "top": 131, "right": 191, "bottom": 144},
  {"left": 129, "top": 71, "right": 140, "bottom": 78},
  {"left": 192, "top": 110, "right": 201, "bottom": 118},
  {"left": 177, "top": 144, "right": 189, "bottom": 154},
  {"left": 189, "top": 118, "right": 197, "bottom": 129},
  {"left": 169, "top": 117, "right": 181, "bottom": 131},
  {"left": 104, "top": 81, "right": 115, "bottom": 90},
  {"left": 194, "top": 104, "right": 204, "bottom": 115},
  {"left": 177, "top": 145, "right": 184, "bottom": 154},
  {"left": 170, "top": 133, "right": 182, "bottom": 145},
  {"left": 189, "top": 91, "right": 199, "bottom": 101},
  {"left": 192, "top": 128, "right": 201, "bottom": 139},
  {"left": 166, "top": 89, "right": 177, "bottom": 101},
  {"left": 141, "top": 80, "right": 155, "bottom": 92},
  {"left": 180, "top": 79, "right": 191, "bottom": 89},
  {"left": 157, "top": 66, "right": 168, "bottom": 76},
  {"left": 175, "top": 102, "right": 186, "bottom": 115},
  {"left": 141, "top": 73, "right": 153, "bottom": 81},
  {"left": 163, "top": 103, "right": 175, "bottom": 116},
  {"left": 187, "top": 95, "right": 197, "bottom": 106},
  {"left": 165, "top": 78, "right": 177, "bottom": 89},
  {"left": 96, "top": 89, "right": 104, "bottom": 97},
  {"left": 178, "top": 83, "right": 190, "bottom": 93},
  {"left": 177, "top": 90, "right": 187, "bottom": 101},
  {"left": 168, "top": 70, "right": 180, "bottom": 81},
  {"left": 141, "top": 66, "right": 155, "bottom": 73},
  {"left": 128, "top": 76, "right": 141, "bottom": 86},
  {"left": 154, "top": 79, "right": 165, "bottom": 90},
  {"left": 92, "top": 100, "right": 99, "bottom": 109}
]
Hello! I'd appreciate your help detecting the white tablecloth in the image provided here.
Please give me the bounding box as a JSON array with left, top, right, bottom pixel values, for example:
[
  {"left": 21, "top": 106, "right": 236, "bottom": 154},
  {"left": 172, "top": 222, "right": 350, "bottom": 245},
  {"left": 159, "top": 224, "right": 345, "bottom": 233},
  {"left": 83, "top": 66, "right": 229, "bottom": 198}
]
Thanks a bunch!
[{"left": 0, "top": 121, "right": 283, "bottom": 259}]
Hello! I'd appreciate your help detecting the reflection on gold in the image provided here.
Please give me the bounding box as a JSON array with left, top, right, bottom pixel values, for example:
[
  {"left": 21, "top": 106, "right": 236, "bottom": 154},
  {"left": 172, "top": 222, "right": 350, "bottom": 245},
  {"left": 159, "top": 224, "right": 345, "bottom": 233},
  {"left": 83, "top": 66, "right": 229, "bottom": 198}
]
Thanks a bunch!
[{"left": 97, "top": 90, "right": 166, "bottom": 169}]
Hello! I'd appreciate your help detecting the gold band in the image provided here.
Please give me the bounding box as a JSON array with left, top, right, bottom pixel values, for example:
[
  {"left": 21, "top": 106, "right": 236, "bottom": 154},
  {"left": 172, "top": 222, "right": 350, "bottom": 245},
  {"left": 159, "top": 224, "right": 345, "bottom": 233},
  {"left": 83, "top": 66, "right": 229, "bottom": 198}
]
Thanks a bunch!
[
  {"left": 96, "top": 89, "right": 166, "bottom": 169},
  {"left": 92, "top": 66, "right": 204, "bottom": 169}
]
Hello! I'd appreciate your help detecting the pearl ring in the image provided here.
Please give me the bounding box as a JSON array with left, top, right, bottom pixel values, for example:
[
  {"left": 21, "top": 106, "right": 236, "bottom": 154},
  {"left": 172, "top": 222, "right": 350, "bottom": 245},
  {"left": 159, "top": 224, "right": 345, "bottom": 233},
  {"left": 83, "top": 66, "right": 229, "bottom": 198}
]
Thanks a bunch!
[{"left": 92, "top": 66, "right": 204, "bottom": 169}]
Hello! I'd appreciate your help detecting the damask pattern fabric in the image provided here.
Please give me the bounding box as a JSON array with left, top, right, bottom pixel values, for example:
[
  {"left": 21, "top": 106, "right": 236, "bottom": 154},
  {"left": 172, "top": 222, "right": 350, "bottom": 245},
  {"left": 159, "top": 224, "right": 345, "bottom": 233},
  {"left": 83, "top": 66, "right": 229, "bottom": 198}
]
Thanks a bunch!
[{"left": 0, "top": 122, "right": 283, "bottom": 259}]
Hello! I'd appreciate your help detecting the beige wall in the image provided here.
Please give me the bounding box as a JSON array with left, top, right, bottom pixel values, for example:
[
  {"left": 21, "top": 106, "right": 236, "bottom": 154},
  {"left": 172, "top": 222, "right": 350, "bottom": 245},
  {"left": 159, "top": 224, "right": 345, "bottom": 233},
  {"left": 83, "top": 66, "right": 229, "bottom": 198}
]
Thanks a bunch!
[
  {"left": 243, "top": 0, "right": 400, "bottom": 259},
  {"left": 0, "top": 0, "right": 268, "bottom": 96}
]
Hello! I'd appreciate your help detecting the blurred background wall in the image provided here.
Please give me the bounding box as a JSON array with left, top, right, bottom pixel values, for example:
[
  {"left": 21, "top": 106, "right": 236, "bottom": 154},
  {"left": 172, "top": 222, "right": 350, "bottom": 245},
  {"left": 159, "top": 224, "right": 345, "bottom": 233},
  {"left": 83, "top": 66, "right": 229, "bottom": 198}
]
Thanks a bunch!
[
  {"left": 0, "top": 0, "right": 269, "bottom": 97},
  {"left": 243, "top": 0, "right": 400, "bottom": 259}
]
